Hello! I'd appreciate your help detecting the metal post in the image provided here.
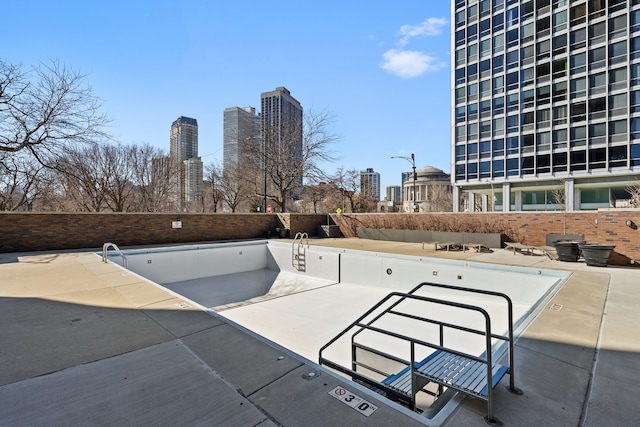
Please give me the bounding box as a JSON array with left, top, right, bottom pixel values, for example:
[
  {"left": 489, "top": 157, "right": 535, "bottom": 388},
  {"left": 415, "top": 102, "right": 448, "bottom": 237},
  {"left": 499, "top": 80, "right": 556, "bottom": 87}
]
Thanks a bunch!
[{"left": 391, "top": 153, "right": 417, "bottom": 213}]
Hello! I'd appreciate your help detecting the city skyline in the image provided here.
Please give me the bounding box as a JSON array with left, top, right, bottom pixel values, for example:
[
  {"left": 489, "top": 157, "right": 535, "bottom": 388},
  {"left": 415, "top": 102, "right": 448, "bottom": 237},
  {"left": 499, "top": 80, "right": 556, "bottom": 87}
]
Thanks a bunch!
[{"left": 2, "top": 1, "right": 451, "bottom": 192}]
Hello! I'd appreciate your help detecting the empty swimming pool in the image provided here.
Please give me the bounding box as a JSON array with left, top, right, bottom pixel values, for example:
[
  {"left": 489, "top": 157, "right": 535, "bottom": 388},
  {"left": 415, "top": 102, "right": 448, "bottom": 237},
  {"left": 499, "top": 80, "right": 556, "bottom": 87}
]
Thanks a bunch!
[{"left": 105, "top": 240, "right": 569, "bottom": 420}]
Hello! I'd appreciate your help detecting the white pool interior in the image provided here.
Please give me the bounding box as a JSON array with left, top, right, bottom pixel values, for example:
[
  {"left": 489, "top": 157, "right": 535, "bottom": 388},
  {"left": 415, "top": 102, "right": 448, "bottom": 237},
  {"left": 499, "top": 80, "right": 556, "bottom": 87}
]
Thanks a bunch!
[{"left": 111, "top": 240, "right": 568, "bottom": 366}]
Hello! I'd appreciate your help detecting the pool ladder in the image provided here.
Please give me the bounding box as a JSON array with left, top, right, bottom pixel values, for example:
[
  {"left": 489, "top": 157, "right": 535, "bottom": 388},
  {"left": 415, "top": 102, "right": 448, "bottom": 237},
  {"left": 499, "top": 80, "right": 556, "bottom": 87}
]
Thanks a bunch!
[
  {"left": 292, "top": 232, "right": 309, "bottom": 272},
  {"left": 102, "top": 242, "right": 128, "bottom": 269}
]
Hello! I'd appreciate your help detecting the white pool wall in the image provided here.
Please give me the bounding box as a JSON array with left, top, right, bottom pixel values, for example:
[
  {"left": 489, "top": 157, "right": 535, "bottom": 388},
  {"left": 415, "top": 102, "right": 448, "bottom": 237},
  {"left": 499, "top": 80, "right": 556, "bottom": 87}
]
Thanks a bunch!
[{"left": 121, "top": 241, "right": 268, "bottom": 285}]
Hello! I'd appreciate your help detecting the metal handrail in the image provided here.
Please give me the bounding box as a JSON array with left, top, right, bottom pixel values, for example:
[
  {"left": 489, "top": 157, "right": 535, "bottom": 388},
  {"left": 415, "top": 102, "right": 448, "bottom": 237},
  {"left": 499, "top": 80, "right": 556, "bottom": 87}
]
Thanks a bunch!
[
  {"left": 318, "top": 281, "right": 519, "bottom": 420},
  {"left": 102, "top": 242, "right": 128, "bottom": 269},
  {"left": 292, "top": 232, "right": 309, "bottom": 270}
]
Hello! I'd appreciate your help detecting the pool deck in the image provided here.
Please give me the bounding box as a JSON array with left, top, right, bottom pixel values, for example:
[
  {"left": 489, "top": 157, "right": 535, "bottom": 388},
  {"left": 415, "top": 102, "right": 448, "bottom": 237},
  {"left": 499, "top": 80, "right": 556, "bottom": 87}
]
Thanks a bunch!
[{"left": 1, "top": 238, "right": 638, "bottom": 426}]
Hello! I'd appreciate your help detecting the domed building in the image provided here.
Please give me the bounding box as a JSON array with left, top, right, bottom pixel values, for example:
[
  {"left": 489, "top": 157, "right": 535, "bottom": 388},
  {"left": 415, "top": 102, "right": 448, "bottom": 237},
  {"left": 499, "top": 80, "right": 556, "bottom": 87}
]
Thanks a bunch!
[{"left": 401, "top": 166, "right": 453, "bottom": 212}]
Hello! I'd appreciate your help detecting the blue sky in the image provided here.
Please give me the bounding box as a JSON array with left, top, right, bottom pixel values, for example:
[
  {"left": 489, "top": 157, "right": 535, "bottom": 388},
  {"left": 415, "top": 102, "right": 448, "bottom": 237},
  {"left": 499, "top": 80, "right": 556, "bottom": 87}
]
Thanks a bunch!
[{"left": 4, "top": 0, "right": 451, "bottom": 192}]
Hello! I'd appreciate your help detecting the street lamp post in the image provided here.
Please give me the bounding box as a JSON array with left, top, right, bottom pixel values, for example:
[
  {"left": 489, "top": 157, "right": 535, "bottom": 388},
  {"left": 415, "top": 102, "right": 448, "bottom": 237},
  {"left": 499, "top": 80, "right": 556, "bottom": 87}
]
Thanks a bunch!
[{"left": 391, "top": 153, "right": 417, "bottom": 212}]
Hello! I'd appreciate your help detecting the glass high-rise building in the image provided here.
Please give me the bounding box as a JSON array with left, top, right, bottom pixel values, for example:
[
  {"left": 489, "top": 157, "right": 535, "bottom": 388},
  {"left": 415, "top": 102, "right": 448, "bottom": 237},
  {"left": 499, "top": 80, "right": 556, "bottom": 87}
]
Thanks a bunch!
[
  {"left": 170, "top": 116, "right": 202, "bottom": 208},
  {"left": 451, "top": 0, "right": 640, "bottom": 212},
  {"left": 360, "top": 168, "right": 381, "bottom": 202},
  {"left": 223, "top": 106, "right": 260, "bottom": 172},
  {"left": 260, "top": 87, "right": 304, "bottom": 203}
]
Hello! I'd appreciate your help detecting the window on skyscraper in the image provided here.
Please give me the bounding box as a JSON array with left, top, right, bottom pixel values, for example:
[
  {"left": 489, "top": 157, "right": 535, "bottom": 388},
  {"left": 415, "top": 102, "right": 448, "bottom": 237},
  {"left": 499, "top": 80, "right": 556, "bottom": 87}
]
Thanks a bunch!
[
  {"left": 521, "top": 156, "right": 534, "bottom": 175},
  {"left": 609, "top": 67, "right": 627, "bottom": 91},
  {"left": 536, "top": 132, "right": 551, "bottom": 151},
  {"left": 456, "top": 48, "right": 466, "bottom": 66},
  {"left": 521, "top": 1, "right": 534, "bottom": 20},
  {"left": 588, "top": 98, "right": 606, "bottom": 120},
  {"left": 589, "top": 148, "right": 607, "bottom": 169},
  {"left": 481, "top": 99, "right": 492, "bottom": 117},
  {"left": 570, "top": 126, "right": 587, "bottom": 147},
  {"left": 609, "top": 93, "right": 627, "bottom": 117},
  {"left": 553, "top": 10, "right": 568, "bottom": 31},
  {"left": 570, "top": 77, "right": 587, "bottom": 99},
  {"left": 553, "top": 81, "right": 568, "bottom": 102},
  {"left": 493, "top": 138, "right": 505, "bottom": 157},
  {"left": 537, "top": 85, "right": 551, "bottom": 105},
  {"left": 493, "top": 159, "right": 505, "bottom": 177},
  {"left": 480, "top": 18, "right": 491, "bottom": 37},
  {"left": 522, "top": 134, "right": 535, "bottom": 154},
  {"left": 631, "top": 91, "right": 640, "bottom": 113},
  {"left": 609, "top": 119, "right": 628, "bottom": 143},
  {"left": 506, "top": 158, "right": 519, "bottom": 176},
  {"left": 588, "top": 0, "right": 606, "bottom": 19},
  {"left": 493, "top": 96, "right": 505, "bottom": 114},
  {"left": 553, "top": 58, "right": 567, "bottom": 78},
  {"left": 589, "top": 21, "right": 606, "bottom": 45},
  {"left": 537, "top": 40, "right": 551, "bottom": 60},
  {"left": 633, "top": 144, "right": 640, "bottom": 166},
  {"left": 537, "top": 154, "right": 551, "bottom": 174},
  {"left": 632, "top": 9, "right": 640, "bottom": 33},
  {"left": 506, "top": 7, "right": 519, "bottom": 28},
  {"left": 589, "top": 47, "right": 606, "bottom": 70},
  {"left": 521, "top": 22, "right": 534, "bottom": 42},
  {"left": 552, "top": 34, "right": 567, "bottom": 55},
  {"left": 570, "top": 4, "right": 586, "bottom": 25},
  {"left": 536, "top": 63, "right": 551, "bottom": 81},
  {"left": 570, "top": 102, "right": 586, "bottom": 123},
  {"left": 570, "top": 28, "right": 586, "bottom": 50},
  {"left": 589, "top": 122, "right": 607, "bottom": 145},
  {"left": 553, "top": 129, "right": 568, "bottom": 149},
  {"left": 608, "top": 0, "right": 627, "bottom": 14},
  {"left": 609, "top": 41, "right": 627, "bottom": 66},
  {"left": 537, "top": 109, "right": 551, "bottom": 128},
  {"left": 553, "top": 152, "right": 568, "bottom": 173},
  {"left": 631, "top": 37, "right": 640, "bottom": 61},
  {"left": 553, "top": 105, "right": 568, "bottom": 126},
  {"left": 536, "top": 16, "right": 551, "bottom": 37},
  {"left": 507, "top": 93, "right": 520, "bottom": 112},
  {"left": 610, "top": 145, "right": 628, "bottom": 168},
  {"left": 570, "top": 151, "right": 587, "bottom": 171}
]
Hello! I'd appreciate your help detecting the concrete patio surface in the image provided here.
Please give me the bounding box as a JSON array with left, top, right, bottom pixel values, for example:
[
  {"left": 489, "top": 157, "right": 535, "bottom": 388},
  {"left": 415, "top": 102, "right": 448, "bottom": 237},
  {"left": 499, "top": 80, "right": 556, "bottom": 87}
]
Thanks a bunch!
[{"left": 0, "top": 238, "right": 638, "bottom": 426}]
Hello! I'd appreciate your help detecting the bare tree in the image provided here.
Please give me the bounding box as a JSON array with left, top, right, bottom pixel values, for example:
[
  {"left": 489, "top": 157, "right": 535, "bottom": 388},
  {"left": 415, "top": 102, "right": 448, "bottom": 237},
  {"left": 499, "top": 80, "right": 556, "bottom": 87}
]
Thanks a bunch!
[
  {"left": 551, "top": 179, "right": 568, "bottom": 233},
  {"left": 1, "top": 60, "right": 109, "bottom": 169},
  {"left": 0, "top": 154, "right": 46, "bottom": 211},
  {"left": 131, "top": 145, "right": 177, "bottom": 212},
  {"left": 253, "top": 109, "right": 339, "bottom": 212},
  {"left": 331, "top": 167, "right": 360, "bottom": 213},
  {"left": 58, "top": 143, "right": 138, "bottom": 212},
  {"left": 625, "top": 181, "right": 640, "bottom": 208},
  {"left": 204, "top": 163, "right": 225, "bottom": 212}
]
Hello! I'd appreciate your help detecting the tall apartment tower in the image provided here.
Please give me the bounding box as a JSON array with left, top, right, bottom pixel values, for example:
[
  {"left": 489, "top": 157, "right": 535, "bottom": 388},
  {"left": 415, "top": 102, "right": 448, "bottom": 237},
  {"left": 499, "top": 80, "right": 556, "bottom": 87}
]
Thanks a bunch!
[
  {"left": 260, "top": 87, "right": 304, "bottom": 203},
  {"left": 170, "top": 116, "right": 202, "bottom": 209},
  {"left": 452, "top": 0, "right": 640, "bottom": 212},
  {"left": 223, "top": 106, "right": 260, "bottom": 172},
  {"left": 360, "top": 168, "right": 381, "bottom": 202}
]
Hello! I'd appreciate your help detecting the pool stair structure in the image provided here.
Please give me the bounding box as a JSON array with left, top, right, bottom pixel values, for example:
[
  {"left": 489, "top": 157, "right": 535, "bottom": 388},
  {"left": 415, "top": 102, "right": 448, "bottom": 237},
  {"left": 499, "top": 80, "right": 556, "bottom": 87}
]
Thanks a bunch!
[{"left": 318, "top": 282, "right": 522, "bottom": 424}]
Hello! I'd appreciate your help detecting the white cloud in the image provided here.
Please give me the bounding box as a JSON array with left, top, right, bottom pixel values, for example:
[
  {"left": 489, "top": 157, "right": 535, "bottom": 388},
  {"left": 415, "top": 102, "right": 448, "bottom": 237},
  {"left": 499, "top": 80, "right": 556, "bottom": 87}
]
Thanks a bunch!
[
  {"left": 380, "top": 49, "right": 443, "bottom": 78},
  {"left": 398, "top": 17, "right": 447, "bottom": 46}
]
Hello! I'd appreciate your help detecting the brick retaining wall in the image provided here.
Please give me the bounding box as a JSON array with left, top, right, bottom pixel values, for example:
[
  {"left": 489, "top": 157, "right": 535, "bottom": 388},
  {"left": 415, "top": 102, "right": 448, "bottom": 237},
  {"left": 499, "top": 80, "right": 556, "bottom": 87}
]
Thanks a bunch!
[{"left": 1, "top": 210, "right": 638, "bottom": 266}]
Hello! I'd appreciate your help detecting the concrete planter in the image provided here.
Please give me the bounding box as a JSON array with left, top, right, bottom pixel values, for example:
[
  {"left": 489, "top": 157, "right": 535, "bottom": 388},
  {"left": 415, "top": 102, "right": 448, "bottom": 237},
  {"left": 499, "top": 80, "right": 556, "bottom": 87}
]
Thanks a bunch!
[{"left": 579, "top": 244, "right": 615, "bottom": 267}]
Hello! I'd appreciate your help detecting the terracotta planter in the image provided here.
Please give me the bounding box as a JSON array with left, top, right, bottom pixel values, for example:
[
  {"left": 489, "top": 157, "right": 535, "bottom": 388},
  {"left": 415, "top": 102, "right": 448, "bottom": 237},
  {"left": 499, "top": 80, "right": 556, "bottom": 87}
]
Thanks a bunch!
[{"left": 578, "top": 243, "right": 615, "bottom": 267}]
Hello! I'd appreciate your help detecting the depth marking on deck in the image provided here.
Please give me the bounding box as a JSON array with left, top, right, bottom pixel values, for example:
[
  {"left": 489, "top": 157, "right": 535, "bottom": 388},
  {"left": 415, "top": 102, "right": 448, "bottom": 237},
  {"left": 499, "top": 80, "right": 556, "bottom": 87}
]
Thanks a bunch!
[{"left": 329, "top": 386, "right": 378, "bottom": 417}]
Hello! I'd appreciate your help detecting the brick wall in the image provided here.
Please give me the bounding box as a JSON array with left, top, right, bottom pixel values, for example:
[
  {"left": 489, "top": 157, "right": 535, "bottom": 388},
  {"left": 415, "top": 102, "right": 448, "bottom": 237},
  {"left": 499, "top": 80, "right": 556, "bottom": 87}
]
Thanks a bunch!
[
  {"left": 2, "top": 210, "right": 638, "bottom": 265},
  {"left": 0, "top": 213, "right": 280, "bottom": 252},
  {"left": 330, "top": 210, "right": 640, "bottom": 266}
]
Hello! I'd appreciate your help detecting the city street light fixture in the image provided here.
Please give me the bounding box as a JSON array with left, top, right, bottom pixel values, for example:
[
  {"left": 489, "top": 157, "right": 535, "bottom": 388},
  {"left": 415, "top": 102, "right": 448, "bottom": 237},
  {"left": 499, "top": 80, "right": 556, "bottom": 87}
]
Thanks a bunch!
[{"left": 391, "top": 153, "right": 417, "bottom": 212}]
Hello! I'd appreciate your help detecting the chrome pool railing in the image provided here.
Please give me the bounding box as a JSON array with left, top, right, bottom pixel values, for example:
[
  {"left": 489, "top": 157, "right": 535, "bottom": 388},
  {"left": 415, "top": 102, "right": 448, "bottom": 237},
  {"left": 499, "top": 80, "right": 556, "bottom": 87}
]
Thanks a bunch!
[
  {"left": 292, "top": 232, "right": 309, "bottom": 271},
  {"left": 102, "top": 242, "right": 128, "bottom": 269}
]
